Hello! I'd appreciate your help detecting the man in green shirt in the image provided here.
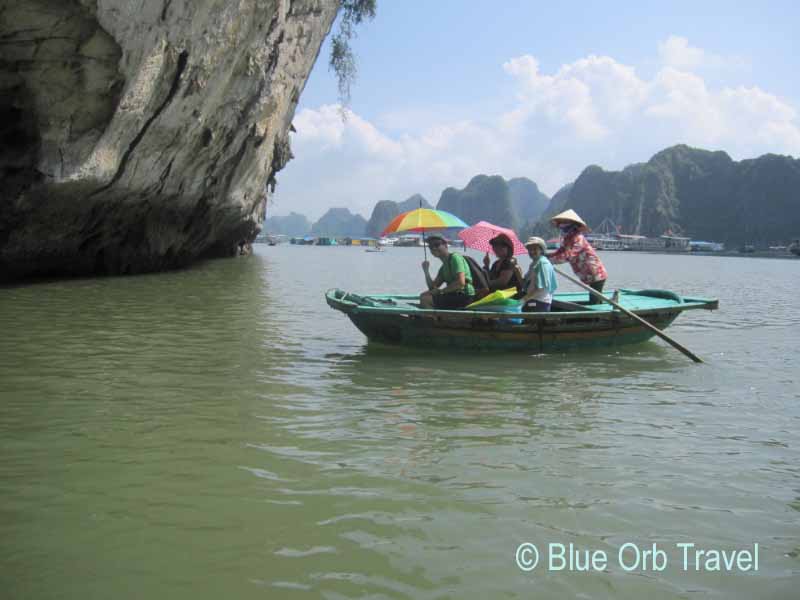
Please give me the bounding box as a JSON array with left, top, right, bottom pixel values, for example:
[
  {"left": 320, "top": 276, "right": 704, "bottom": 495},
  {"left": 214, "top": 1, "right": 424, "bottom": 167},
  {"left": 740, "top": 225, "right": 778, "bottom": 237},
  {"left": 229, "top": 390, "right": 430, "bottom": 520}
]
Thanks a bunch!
[{"left": 420, "top": 235, "right": 475, "bottom": 309}]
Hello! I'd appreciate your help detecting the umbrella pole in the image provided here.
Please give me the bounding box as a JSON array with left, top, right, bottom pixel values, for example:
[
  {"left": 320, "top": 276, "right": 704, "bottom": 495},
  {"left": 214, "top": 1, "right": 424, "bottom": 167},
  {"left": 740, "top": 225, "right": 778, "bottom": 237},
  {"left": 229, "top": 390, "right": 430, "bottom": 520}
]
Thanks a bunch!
[{"left": 420, "top": 198, "right": 427, "bottom": 262}]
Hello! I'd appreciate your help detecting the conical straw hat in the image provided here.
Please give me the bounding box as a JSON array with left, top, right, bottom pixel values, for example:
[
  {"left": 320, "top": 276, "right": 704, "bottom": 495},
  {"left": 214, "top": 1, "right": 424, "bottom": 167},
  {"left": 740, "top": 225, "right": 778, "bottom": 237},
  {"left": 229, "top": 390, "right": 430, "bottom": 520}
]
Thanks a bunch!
[{"left": 551, "top": 209, "right": 588, "bottom": 230}]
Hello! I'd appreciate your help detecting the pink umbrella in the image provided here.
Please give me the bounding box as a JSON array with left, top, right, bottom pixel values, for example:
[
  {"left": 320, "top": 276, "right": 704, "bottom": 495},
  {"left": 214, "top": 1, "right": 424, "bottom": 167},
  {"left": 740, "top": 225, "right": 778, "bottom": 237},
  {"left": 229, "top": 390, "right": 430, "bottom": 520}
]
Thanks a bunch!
[{"left": 457, "top": 221, "right": 527, "bottom": 255}]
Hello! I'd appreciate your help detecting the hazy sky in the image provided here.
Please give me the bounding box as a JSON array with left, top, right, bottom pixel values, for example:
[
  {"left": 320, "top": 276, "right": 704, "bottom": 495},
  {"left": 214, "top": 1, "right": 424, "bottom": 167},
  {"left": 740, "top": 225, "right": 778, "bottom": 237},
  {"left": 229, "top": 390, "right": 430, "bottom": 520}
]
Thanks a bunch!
[{"left": 271, "top": 1, "right": 800, "bottom": 220}]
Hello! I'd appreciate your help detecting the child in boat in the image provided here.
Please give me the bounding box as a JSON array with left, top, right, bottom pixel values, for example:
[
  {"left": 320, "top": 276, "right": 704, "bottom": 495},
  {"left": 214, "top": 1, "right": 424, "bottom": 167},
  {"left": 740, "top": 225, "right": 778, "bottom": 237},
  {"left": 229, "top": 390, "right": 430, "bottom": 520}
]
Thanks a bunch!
[
  {"left": 548, "top": 209, "right": 607, "bottom": 304},
  {"left": 520, "top": 236, "right": 558, "bottom": 312},
  {"left": 420, "top": 235, "right": 475, "bottom": 309},
  {"left": 482, "top": 233, "right": 523, "bottom": 293}
]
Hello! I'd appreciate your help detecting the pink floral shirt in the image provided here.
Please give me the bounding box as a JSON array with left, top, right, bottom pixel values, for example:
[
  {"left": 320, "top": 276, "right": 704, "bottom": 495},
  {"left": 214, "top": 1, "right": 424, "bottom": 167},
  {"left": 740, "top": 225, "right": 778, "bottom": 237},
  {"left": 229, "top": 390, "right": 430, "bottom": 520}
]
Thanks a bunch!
[{"left": 549, "top": 232, "right": 608, "bottom": 284}]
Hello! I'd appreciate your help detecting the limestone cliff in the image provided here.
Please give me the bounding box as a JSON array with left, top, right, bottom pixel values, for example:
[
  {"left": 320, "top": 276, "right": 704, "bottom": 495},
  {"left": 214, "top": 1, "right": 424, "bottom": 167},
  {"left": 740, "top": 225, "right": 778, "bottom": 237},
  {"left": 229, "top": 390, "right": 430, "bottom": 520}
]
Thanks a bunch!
[
  {"left": 311, "top": 207, "right": 365, "bottom": 237},
  {"left": 365, "top": 193, "right": 431, "bottom": 238},
  {"left": 437, "top": 175, "right": 518, "bottom": 231},
  {"left": 0, "top": 0, "right": 339, "bottom": 280},
  {"left": 263, "top": 211, "right": 311, "bottom": 236},
  {"left": 530, "top": 145, "right": 800, "bottom": 246},
  {"left": 508, "top": 177, "right": 548, "bottom": 224}
]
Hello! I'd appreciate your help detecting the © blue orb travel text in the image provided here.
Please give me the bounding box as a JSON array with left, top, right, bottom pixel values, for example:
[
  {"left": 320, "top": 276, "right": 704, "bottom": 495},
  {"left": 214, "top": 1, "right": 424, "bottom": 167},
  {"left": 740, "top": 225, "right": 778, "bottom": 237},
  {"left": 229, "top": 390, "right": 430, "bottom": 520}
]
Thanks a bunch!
[{"left": 515, "top": 542, "right": 759, "bottom": 573}]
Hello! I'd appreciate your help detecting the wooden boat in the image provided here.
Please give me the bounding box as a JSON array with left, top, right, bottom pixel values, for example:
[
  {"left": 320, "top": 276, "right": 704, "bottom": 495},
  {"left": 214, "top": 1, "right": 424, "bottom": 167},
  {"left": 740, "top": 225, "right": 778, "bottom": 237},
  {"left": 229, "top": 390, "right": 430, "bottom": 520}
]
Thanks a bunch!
[{"left": 326, "top": 288, "right": 718, "bottom": 352}]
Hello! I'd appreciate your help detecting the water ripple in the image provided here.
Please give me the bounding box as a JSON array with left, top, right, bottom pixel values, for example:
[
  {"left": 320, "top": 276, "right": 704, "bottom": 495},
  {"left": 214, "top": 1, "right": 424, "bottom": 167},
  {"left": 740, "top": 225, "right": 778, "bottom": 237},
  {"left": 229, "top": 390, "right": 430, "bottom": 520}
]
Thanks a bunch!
[{"left": 1, "top": 248, "right": 798, "bottom": 599}]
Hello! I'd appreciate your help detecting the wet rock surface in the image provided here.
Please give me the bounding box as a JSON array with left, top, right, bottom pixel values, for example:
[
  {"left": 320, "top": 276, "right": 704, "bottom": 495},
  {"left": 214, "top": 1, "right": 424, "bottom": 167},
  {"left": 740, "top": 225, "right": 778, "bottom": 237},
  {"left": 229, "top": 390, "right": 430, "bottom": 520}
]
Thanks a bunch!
[{"left": 0, "top": 0, "right": 337, "bottom": 280}]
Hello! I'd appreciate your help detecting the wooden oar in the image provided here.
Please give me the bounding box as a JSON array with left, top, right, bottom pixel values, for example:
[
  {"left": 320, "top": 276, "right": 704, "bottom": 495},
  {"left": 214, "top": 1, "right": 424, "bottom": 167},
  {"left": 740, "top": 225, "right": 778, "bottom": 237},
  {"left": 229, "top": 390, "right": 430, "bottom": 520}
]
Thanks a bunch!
[{"left": 552, "top": 267, "right": 703, "bottom": 363}]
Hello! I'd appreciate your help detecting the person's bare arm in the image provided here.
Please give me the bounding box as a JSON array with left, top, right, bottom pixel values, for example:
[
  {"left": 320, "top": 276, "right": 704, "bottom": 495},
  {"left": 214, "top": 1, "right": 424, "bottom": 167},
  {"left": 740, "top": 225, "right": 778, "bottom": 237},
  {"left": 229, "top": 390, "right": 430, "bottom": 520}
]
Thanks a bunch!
[
  {"left": 422, "top": 261, "right": 443, "bottom": 290},
  {"left": 437, "top": 271, "right": 466, "bottom": 294}
]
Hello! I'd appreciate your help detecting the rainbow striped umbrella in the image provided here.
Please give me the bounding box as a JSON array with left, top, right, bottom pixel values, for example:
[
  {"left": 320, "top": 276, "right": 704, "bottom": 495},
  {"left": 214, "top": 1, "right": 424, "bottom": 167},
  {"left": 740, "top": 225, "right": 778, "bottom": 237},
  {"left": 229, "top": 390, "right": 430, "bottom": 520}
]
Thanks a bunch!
[{"left": 380, "top": 208, "right": 467, "bottom": 237}]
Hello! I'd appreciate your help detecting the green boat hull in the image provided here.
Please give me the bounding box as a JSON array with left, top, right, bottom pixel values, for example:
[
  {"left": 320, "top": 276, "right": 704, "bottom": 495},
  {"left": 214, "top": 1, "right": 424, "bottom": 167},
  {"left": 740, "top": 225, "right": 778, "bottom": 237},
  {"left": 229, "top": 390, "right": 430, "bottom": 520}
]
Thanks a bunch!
[{"left": 326, "top": 289, "right": 718, "bottom": 353}]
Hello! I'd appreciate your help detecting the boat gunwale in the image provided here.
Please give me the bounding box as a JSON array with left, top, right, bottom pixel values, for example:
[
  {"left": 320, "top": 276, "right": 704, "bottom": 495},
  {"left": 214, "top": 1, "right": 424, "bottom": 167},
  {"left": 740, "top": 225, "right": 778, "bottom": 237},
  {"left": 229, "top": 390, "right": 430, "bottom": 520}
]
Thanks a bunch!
[{"left": 325, "top": 288, "right": 718, "bottom": 323}]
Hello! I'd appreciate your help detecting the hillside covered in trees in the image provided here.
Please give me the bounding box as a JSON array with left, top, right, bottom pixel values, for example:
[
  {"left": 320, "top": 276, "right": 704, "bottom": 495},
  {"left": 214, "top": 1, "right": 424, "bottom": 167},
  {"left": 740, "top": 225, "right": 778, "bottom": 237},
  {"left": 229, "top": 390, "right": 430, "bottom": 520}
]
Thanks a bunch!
[
  {"left": 436, "top": 175, "right": 548, "bottom": 233},
  {"left": 530, "top": 145, "right": 800, "bottom": 246},
  {"left": 265, "top": 145, "right": 798, "bottom": 246}
]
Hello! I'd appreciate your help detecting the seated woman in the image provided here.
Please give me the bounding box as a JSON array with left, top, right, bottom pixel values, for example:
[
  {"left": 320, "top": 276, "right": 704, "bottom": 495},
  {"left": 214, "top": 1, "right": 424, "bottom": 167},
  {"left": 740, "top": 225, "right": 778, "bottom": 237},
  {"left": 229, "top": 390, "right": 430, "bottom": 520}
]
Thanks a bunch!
[
  {"left": 420, "top": 235, "right": 475, "bottom": 309},
  {"left": 482, "top": 233, "right": 523, "bottom": 293},
  {"left": 520, "top": 236, "right": 558, "bottom": 312}
]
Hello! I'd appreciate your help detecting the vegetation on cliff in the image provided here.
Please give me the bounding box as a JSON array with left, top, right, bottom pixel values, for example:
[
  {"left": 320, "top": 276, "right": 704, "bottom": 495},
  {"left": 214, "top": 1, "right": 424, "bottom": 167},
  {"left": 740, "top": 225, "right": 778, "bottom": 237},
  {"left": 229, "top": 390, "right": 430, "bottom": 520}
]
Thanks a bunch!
[
  {"left": 264, "top": 146, "right": 798, "bottom": 247},
  {"left": 435, "top": 175, "right": 550, "bottom": 234},
  {"left": 529, "top": 145, "right": 800, "bottom": 245},
  {"left": 508, "top": 177, "right": 549, "bottom": 224},
  {"left": 329, "top": 0, "right": 377, "bottom": 110}
]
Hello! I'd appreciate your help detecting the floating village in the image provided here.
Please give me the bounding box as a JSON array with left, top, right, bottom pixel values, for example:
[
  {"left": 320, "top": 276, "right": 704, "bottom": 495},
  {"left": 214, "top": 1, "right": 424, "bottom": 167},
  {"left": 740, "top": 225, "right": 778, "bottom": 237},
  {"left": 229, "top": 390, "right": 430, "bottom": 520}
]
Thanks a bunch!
[{"left": 257, "top": 217, "right": 800, "bottom": 258}]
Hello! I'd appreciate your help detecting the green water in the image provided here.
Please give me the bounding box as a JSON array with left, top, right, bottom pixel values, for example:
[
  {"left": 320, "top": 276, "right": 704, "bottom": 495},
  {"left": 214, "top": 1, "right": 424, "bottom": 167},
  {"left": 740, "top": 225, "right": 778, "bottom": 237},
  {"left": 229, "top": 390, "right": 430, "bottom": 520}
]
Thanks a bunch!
[{"left": 1, "top": 246, "right": 798, "bottom": 599}]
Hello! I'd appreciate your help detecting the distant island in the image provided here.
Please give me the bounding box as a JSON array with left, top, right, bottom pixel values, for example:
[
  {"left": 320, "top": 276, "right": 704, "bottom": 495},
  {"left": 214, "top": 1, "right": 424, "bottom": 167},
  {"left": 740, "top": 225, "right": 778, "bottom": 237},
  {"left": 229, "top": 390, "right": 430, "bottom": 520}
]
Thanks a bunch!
[
  {"left": 525, "top": 145, "right": 800, "bottom": 246},
  {"left": 437, "top": 175, "right": 548, "bottom": 233},
  {"left": 365, "top": 194, "right": 432, "bottom": 238},
  {"left": 437, "top": 175, "right": 517, "bottom": 231},
  {"left": 265, "top": 145, "right": 799, "bottom": 247},
  {"left": 264, "top": 194, "right": 434, "bottom": 239},
  {"left": 311, "top": 208, "right": 367, "bottom": 238},
  {"left": 509, "top": 177, "right": 550, "bottom": 225},
  {"left": 262, "top": 212, "right": 312, "bottom": 237},
  {"left": 264, "top": 179, "right": 549, "bottom": 240}
]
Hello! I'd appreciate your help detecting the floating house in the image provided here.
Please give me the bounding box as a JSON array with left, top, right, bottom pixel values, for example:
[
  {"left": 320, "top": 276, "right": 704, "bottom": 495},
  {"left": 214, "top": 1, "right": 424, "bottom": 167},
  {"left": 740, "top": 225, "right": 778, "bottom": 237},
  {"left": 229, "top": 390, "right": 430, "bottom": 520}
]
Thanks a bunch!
[
  {"left": 394, "top": 235, "right": 424, "bottom": 247},
  {"left": 585, "top": 234, "right": 625, "bottom": 250},
  {"left": 660, "top": 235, "right": 691, "bottom": 252},
  {"left": 690, "top": 241, "right": 725, "bottom": 252}
]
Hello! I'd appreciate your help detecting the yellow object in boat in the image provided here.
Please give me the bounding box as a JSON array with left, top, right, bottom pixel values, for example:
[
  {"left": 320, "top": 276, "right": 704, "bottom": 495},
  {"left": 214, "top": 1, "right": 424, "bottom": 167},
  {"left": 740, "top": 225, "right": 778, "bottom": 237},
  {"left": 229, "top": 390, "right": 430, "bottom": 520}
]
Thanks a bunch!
[{"left": 465, "top": 288, "right": 518, "bottom": 309}]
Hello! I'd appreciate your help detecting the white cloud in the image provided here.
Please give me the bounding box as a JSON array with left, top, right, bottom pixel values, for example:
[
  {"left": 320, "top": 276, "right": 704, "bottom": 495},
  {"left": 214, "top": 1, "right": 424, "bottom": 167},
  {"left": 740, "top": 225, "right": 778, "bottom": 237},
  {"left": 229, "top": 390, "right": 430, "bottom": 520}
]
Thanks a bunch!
[
  {"left": 646, "top": 67, "right": 728, "bottom": 141},
  {"left": 292, "top": 104, "right": 345, "bottom": 148},
  {"left": 558, "top": 55, "right": 649, "bottom": 122},
  {"left": 274, "top": 37, "right": 800, "bottom": 221},
  {"left": 644, "top": 68, "right": 800, "bottom": 152},
  {"left": 502, "top": 55, "right": 607, "bottom": 140},
  {"left": 659, "top": 35, "right": 708, "bottom": 69},
  {"left": 658, "top": 35, "right": 746, "bottom": 70}
]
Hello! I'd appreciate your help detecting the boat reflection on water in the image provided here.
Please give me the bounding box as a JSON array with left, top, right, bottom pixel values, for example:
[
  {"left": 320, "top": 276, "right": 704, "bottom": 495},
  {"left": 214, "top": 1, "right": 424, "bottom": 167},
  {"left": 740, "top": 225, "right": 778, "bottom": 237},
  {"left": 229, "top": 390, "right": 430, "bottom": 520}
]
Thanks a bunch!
[
  {"left": 321, "top": 342, "right": 685, "bottom": 413},
  {"left": 312, "top": 342, "right": 687, "bottom": 489}
]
